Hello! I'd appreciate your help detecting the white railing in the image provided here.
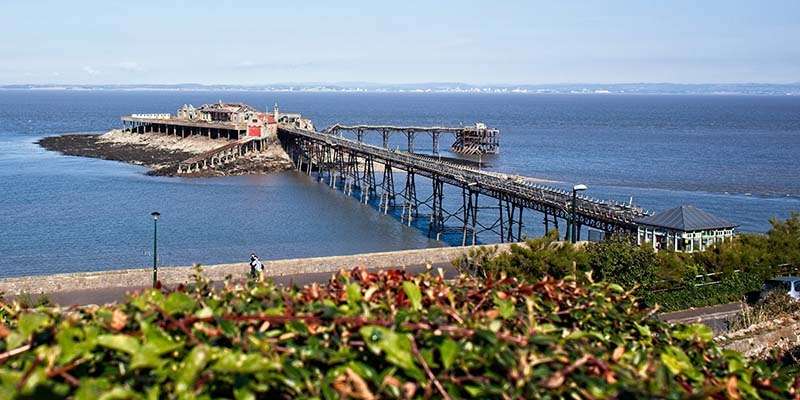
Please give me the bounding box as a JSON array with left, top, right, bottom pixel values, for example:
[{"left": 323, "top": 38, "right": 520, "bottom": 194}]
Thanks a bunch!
[{"left": 131, "top": 113, "right": 171, "bottom": 120}]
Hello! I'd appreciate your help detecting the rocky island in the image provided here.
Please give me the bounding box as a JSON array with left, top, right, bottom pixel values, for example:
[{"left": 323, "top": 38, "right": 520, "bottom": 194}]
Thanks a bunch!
[
  {"left": 38, "top": 129, "right": 294, "bottom": 177},
  {"left": 37, "top": 102, "right": 308, "bottom": 177}
]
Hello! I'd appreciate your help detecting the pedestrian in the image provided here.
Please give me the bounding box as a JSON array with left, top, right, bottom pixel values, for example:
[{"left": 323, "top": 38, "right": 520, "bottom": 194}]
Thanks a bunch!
[{"left": 249, "top": 253, "right": 263, "bottom": 279}]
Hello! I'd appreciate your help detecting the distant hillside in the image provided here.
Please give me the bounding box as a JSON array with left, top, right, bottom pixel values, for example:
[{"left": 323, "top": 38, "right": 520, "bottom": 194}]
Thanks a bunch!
[{"left": 2, "top": 82, "right": 799, "bottom": 95}]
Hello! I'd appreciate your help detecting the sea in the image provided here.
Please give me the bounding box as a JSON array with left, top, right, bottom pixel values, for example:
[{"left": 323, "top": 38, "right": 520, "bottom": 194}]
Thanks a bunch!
[{"left": 1, "top": 90, "right": 798, "bottom": 278}]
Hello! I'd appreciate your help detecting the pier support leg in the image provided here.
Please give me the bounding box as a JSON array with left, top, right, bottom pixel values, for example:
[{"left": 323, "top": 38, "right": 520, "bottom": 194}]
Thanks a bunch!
[
  {"left": 379, "top": 162, "right": 396, "bottom": 214},
  {"left": 461, "top": 188, "right": 479, "bottom": 246},
  {"left": 401, "top": 170, "right": 417, "bottom": 226},
  {"left": 428, "top": 176, "right": 444, "bottom": 240}
]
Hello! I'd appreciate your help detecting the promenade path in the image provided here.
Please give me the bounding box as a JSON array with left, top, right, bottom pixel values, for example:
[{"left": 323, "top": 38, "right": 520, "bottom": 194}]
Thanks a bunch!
[{"left": 0, "top": 244, "right": 510, "bottom": 306}]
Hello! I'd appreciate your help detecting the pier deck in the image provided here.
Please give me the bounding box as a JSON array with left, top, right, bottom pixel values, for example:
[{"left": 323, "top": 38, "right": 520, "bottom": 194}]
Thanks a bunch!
[
  {"left": 325, "top": 123, "right": 499, "bottom": 155},
  {"left": 280, "top": 125, "right": 649, "bottom": 243}
]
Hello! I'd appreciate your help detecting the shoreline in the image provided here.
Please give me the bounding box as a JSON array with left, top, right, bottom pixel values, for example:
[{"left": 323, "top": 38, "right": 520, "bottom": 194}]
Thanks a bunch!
[{"left": 37, "top": 130, "right": 293, "bottom": 177}]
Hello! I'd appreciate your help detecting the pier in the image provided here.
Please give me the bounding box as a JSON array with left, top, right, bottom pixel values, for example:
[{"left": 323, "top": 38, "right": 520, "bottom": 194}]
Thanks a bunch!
[
  {"left": 324, "top": 123, "right": 499, "bottom": 155},
  {"left": 279, "top": 125, "right": 649, "bottom": 244},
  {"left": 119, "top": 102, "right": 651, "bottom": 243}
]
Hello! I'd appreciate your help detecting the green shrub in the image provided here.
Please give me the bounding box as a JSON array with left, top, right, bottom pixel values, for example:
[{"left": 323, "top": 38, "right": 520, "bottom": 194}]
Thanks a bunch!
[
  {"left": 1, "top": 269, "right": 796, "bottom": 398},
  {"left": 585, "top": 236, "right": 660, "bottom": 289},
  {"left": 646, "top": 273, "right": 764, "bottom": 311},
  {"left": 457, "top": 230, "right": 588, "bottom": 280},
  {"left": 457, "top": 215, "right": 800, "bottom": 312}
]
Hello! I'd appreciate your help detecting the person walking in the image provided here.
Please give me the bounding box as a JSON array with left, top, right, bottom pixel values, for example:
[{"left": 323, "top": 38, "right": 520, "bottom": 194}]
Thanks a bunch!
[{"left": 249, "top": 253, "right": 263, "bottom": 279}]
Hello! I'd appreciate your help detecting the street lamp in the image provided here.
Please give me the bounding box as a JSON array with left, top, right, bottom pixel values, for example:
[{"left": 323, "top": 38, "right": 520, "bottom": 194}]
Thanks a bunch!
[
  {"left": 150, "top": 211, "right": 160, "bottom": 288},
  {"left": 570, "top": 184, "right": 587, "bottom": 243}
]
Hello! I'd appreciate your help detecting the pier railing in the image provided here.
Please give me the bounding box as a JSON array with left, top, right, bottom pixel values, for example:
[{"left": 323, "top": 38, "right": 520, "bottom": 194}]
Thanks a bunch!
[
  {"left": 279, "top": 125, "right": 649, "bottom": 243},
  {"left": 324, "top": 123, "right": 499, "bottom": 155}
]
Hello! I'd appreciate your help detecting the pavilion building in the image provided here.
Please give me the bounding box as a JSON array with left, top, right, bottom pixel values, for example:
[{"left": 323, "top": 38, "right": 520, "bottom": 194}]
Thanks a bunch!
[{"left": 634, "top": 205, "right": 736, "bottom": 253}]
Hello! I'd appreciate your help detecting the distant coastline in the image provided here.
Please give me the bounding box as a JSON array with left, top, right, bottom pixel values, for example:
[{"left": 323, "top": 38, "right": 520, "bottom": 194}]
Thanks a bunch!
[{"left": 3, "top": 82, "right": 800, "bottom": 96}]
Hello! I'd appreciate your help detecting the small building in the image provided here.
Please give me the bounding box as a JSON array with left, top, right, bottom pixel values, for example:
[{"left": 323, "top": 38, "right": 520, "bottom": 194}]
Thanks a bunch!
[
  {"left": 634, "top": 205, "right": 736, "bottom": 253},
  {"left": 123, "top": 102, "right": 312, "bottom": 141}
]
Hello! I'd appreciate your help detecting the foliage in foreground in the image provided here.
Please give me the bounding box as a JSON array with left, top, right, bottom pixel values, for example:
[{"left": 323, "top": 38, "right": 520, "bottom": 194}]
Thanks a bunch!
[
  {"left": 0, "top": 269, "right": 798, "bottom": 399},
  {"left": 459, "top": 213, "right": 800, "bottom": 312}
]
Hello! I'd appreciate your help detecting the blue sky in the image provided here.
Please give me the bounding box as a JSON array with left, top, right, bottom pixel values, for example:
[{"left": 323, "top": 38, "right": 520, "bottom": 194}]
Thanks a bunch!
[{"left": 1, "top": 0, "right": 798, "bottom": 84}]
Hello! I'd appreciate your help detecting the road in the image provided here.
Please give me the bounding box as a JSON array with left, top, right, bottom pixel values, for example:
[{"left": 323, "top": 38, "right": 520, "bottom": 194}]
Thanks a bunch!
[{"left": 659, "top": 302, "right": 744, "bottom": 333}]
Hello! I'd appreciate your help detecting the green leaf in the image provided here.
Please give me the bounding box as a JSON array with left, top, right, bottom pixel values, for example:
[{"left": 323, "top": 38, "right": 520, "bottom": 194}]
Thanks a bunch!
[
  {"left": 74, "top": 378, "right": 111, "bottom": 400},
  {"left": 634, "top": 322, "right": 651, "bottom": 338},
  {"left": 660, "top": 346, "right": 702, "bottom": 382},
  {"left": 163, "top": 292, "right": 196, "bottom": 316},
  {"left": 212, "top": 350, "right": 280, "bottom": 374},
  {"left": 402, "top": 281, "right": 423, "bottom": 310},
  {"left": 346, "top": 283, "right": 362, "bottom": 304},
  {"left": 175, "top": 345, "right": 211, "bottom": 394},
  {"left": 96, "top": 334, "right": 141, "bottom": 355},
  {"left": 56, "top": 326, "right": 94, "bottom": 363},
  {"left": 360, "top": 326, "right": 422, "bottom": 379},
  {"left": 234, "top": 386, "right": 256, "bottom": 400},
  {"left": 439, "top": 338, "right": 458, "bottom": 370},
  {"left": 494, "top": 296, "right": 514, "bottom": 319},
  {"left": 131, "top": 289, "right": 164, "bottom": 311},
  {"left": 97, "top": 386, "right": 141, "bottom": 400},
  {"left": 131, "top": 346, "right": 166, "bottom": 370},
  {"left": 18, "top": 312, "right": 50, "bottom": 337},
  {"left": 672, "top": 323, "right": 713, "bottom": 342},
  {"left": 141, "top": 321, "right": 182, "bottom": 355}
]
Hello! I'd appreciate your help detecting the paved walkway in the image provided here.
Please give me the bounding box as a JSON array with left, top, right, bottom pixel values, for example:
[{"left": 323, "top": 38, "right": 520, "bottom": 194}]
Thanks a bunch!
[
  {"left": 1, "top": 244, "right": 508, "bottom": 298},
  {"left": 27, "top": 262, "right": 457, "bottom": 306}
]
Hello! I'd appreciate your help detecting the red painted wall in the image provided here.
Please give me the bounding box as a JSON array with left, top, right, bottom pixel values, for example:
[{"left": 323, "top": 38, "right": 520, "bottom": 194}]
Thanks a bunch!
[{"left": 248, "top": 126, "right": 262, "bottom": 137}]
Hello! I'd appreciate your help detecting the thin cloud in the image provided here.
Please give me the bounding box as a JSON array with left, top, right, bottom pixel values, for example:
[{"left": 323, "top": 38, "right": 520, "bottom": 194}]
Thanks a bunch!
[
  {"left": 117, "top": 61, "right": 144, "bottom": 72},
  {"left": 82, "top": 66, "right": 100, "bottom": 75},
  {"left": 233, "top": 61, "right": 318, "bottom": 70}
]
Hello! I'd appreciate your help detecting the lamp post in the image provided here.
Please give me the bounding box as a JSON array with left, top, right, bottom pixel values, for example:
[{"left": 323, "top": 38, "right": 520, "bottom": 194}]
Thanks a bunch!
[
  {"left": 150, "top": 211, "right": 160, "bottom": 288},
  {"left": 570, "top": 184, "right": 587, "bottom": 243}
]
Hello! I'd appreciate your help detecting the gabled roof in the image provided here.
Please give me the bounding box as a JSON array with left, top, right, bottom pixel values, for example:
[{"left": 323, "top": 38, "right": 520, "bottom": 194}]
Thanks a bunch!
[{"left": 634, "top": 205, "right": 736, "bottom": 231}]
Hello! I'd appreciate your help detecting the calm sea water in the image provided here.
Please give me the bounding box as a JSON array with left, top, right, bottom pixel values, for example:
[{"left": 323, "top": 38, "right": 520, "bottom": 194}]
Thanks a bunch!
[{"left": 0, "top": 90, "right": 798, "bottom": 278}]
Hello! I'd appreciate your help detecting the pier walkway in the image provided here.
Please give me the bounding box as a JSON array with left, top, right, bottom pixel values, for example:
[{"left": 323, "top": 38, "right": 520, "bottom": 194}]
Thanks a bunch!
[
  {"left": 325, "top": 123, "right": 499, "bottom": 155},
  {"left": 279, "top": 126, "right": 649, "bottom": 244}
]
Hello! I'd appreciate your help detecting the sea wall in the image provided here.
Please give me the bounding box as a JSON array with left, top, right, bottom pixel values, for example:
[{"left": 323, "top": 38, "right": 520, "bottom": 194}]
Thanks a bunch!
[{"left": 0, "top": 243, "right": 513, "bottom": 297}]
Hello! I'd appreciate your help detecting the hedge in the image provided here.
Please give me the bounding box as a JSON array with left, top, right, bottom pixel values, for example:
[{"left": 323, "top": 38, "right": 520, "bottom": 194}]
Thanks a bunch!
[{"left": 0, "top": 268, "right": 796, "bottom": 399}]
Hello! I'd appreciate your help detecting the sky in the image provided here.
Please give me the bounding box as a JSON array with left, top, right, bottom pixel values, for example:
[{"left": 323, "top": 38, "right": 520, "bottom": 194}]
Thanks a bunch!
[{"left": 1, "top": 0, "right": 798, "bottom": 85}]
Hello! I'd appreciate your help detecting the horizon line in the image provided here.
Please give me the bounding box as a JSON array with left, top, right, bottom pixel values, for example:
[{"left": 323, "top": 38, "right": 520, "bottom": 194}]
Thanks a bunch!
[{"left": 2, "top": 81, "right": 800, "bottom": 87}]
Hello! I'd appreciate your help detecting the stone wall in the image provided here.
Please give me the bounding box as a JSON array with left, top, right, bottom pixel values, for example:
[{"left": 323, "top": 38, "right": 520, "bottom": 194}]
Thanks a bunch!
[
  {"left": 0, "top": 243, "right": 513, "bottom": 297},
  {"left": 717, "top": 315, "right": 800, "bottom": 359}
]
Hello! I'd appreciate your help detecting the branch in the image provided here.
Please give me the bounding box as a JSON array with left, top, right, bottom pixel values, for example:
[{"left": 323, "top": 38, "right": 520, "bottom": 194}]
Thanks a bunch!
[
  {"left": 0, "top": 344, "right": 32, "bottom": 364},
  {"left": 411, "top": 337, "right": 452, "bottom": 400}
]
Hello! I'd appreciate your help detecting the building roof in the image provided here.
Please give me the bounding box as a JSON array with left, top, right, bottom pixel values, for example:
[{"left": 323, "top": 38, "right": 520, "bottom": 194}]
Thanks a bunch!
[
  {"left": 634, "top": 205, "right": 737, "bottom": 231},
  {"left": 197, "top": 102, "right": 258, "bottom": 114}
]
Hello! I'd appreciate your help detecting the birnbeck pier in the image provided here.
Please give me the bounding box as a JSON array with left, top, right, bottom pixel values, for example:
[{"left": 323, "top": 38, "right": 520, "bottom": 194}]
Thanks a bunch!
[
  {"left": 120, "top": 102, "right": 650, "bottom": 244},
  {"left": 278, "top": 126, "right": 648, "bottom": 244}
]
